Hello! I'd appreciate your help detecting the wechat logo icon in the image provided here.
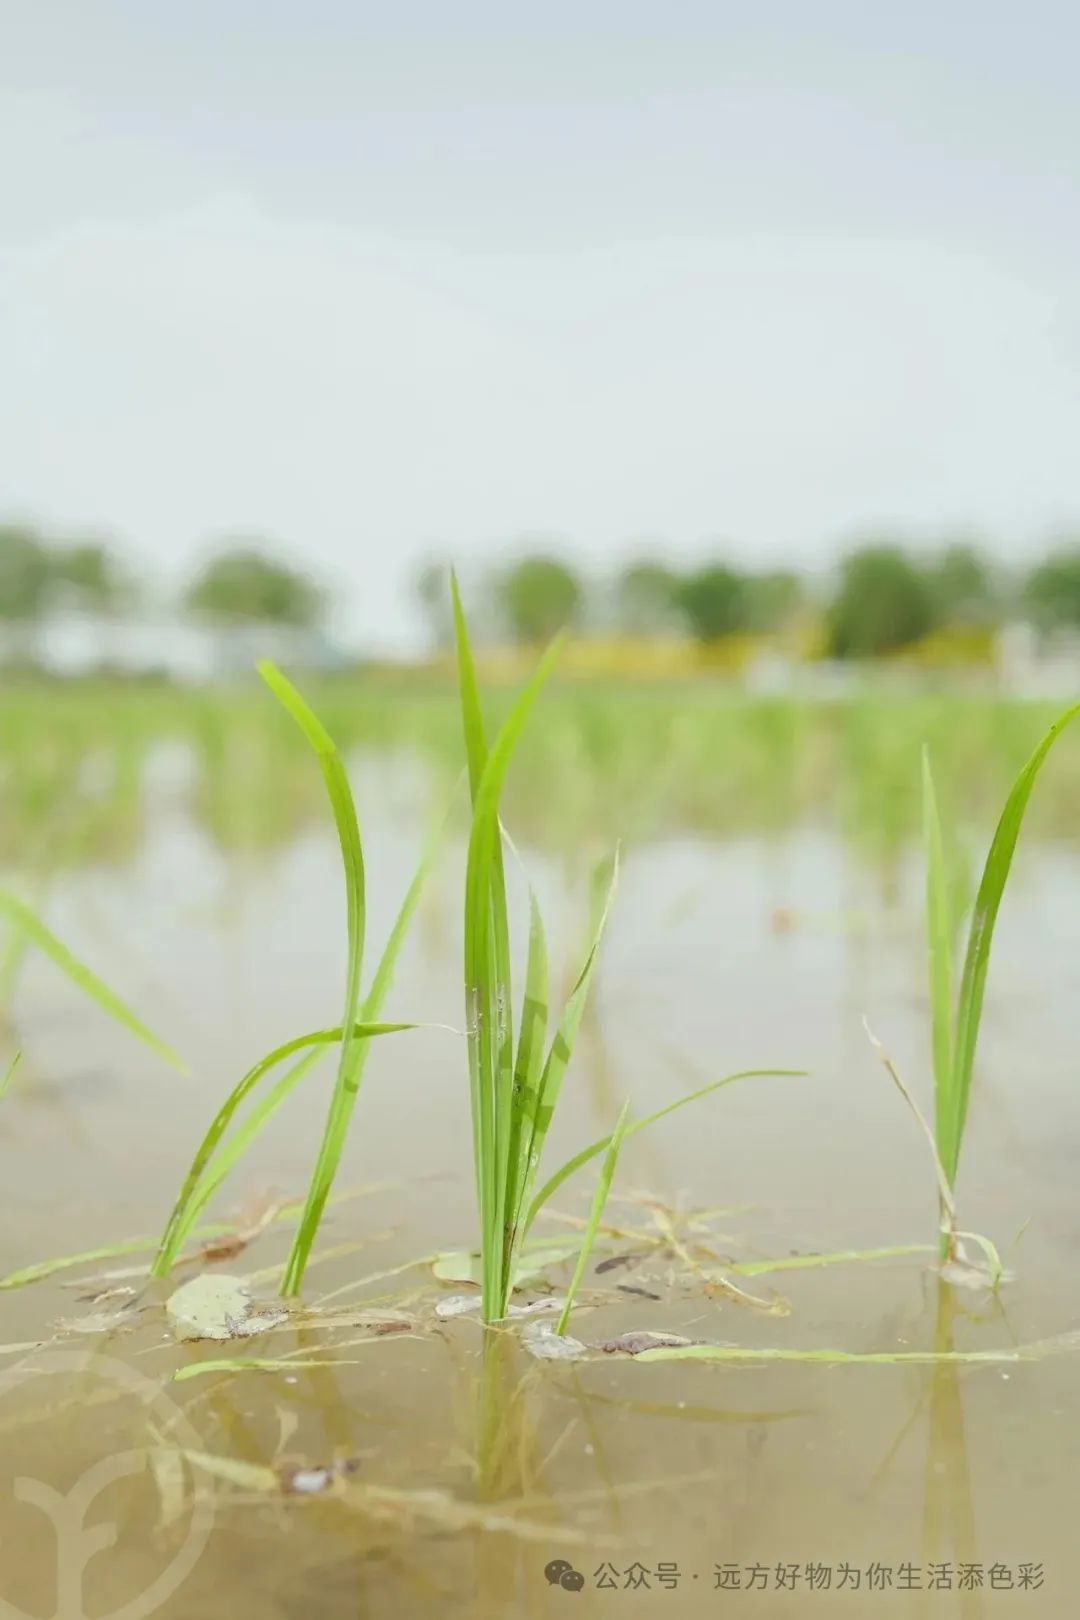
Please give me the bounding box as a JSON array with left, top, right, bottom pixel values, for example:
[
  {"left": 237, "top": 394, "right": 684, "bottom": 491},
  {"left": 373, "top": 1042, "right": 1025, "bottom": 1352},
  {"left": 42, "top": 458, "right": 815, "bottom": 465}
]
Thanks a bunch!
[{"left": 545, "top": 1558, "right": 586, "bottom": 1592}]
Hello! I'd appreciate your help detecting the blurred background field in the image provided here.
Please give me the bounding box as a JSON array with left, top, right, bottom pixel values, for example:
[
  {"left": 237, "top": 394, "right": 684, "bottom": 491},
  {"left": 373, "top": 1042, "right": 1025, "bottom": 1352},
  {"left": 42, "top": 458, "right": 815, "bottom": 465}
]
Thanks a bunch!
[{"left": 5, "top": 521, "right": 1080, "bottom": 875}]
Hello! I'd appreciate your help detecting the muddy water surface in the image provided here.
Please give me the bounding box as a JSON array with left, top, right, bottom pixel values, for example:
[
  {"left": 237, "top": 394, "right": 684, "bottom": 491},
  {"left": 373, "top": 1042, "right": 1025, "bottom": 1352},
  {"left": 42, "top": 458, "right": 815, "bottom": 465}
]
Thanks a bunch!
[{"left": 1, "top": 780, "right": 1078, "bottom": 1619}]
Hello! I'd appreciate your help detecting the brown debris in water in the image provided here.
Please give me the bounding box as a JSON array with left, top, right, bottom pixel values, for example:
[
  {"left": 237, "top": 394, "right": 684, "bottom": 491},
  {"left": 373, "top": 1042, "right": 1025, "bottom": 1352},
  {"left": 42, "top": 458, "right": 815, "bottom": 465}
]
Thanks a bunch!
[
  {"left": 195, "top": 1193, "right": 285, "bottom": 1263},
  {"left": 593, "top": 1331, "right": 704, "bottom": 1357},
  {"left": 595, "top": 1251, "right": 647, "bottom": 1275}
]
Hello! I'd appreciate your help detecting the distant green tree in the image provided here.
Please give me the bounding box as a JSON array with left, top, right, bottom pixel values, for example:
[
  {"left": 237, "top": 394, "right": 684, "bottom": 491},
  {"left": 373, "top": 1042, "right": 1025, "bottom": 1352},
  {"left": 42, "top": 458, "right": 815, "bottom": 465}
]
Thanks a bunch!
[
  {"left": 676, "top": 563, "right": 748, "bottom": 641},
  {"left": 413, "top": 560, "right": 454, "bottom": 649},
  {"left": 185, "top": 546, "right": 324, "bottom": 628},
  {"left": 614, "top": 560, "right": 682, "bottom": 634},
  {"left": 828, "top": 544, "right": 936, "bottom": 658},
  {"left": 744, "top": 569, "right": 803, "bottom": 633},
  {"left": 0, "top": 525, "right": 52, "bottom": 623},
  {"left": 1023, "top": 548, "right": 1080, "bottom": 633},
  {"left": 497, "top": 556, "right": 583, "bottom": 644},
  {"left": 926, "top": 544, "right": 997, "bottom": 626},
  {"left": 52, "top": 542, "right": 131, "bottom": 614}
]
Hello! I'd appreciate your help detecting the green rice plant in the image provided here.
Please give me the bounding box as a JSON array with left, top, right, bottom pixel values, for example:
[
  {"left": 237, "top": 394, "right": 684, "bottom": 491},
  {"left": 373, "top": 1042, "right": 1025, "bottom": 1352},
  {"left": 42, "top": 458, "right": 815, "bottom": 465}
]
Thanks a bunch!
[
  {"left": 153, "top": 662, "right": 442, "bottom": 1293},
  {"left": 451, "top": 576, "right": 801, "bottom": 1322},
  {"left": 921, "top": 702, "right": 1080, "bottom": 1255},
  {"left": 453, "top": 577, "right": 572, "bottom": 1322},
  {"left": 0, "top": 891, "right": 183, "bottom": 1070}
]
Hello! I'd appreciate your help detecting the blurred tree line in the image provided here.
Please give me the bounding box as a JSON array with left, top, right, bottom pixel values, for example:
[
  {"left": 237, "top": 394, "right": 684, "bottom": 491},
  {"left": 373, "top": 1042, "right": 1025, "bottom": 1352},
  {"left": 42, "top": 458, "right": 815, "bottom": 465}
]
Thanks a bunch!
[
  {"left": 0, "top": 526, "right": 323, "bottom": 633},
  {"left": 6, "top": 519, "right": 1080, "bottom": 659},
  {"left": 419, "top": 541, "right": 1080, "bottom": 657}
]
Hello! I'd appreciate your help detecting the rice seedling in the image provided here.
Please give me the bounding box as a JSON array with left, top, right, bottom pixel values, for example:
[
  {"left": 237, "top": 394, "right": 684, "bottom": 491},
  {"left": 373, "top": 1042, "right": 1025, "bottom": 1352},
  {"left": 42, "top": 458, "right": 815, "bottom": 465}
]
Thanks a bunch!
[
  {"left": 906, "top": 704, "right": 1080, "bottom": 1258},
  {"left": 450, "top": 576, "right": 801, "bottom": 1324},
  {"left": 153, "top": 662, "right": 443, "bottom": 1294}
]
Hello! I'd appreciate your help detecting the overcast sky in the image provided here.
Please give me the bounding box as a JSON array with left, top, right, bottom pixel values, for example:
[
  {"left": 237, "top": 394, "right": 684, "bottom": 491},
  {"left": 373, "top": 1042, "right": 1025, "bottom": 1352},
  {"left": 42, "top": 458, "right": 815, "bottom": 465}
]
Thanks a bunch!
[{"left": 3, "top": 2, "right": 1080, "bottom": 647}]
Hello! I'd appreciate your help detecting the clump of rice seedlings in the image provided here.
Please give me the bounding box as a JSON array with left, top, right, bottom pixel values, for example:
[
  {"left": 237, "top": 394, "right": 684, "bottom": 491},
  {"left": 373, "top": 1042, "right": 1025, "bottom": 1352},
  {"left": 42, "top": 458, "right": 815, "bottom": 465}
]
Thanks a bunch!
[
  {"left": 0, "top": 890, "right": 183, "bottom": 1070},
  {"left": 153, "top": 662, "right": 441, "bottom": 1294},
  {"left": 451, "top": 577, "right": 800, "bottom": 1324},
  {"left": 887, "top": 706, "right": 1080, "bottom": 1262}
]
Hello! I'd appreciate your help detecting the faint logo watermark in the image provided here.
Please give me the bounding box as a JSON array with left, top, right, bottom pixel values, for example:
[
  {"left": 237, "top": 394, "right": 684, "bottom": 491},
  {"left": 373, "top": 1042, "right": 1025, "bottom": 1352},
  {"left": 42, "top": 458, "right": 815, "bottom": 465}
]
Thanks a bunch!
[
  {"left": 545, "top": 1559, "right": 585, "bottom": 1593},
  {"left": 0, "top": 1348, "right": 214, "bottom": 1620}
]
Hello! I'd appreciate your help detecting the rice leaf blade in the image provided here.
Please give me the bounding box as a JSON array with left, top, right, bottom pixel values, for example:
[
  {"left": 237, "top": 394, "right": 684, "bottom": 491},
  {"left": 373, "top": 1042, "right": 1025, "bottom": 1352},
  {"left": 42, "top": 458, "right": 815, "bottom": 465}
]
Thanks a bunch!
[
  {"left": 450, "top": 569, "right": 489, "bottom": 801},
  {"left": 637, "top": 1343, "right": 1025, "bottom": 1366},
  {"left": 503, "top": 892, "right": 549, "bottom": 1278},
  {"left": 165, "top": 1046, "right": 328, "bottom": 1252},
  {"left": 258, "top": 662, "right": 368, "bottom": 1298},
  {"left": 524, "top": 851, "right": 618, "bottom": 1196},
  {"left": 557, "top": 1100, "right": 631, "bottom": 1335},
  {"left": 280, "top": 808, "right": 445, "bottom": 1297},
  {"left": 947, "top": 701, "right": 1080, "bottom": 1184},
  {"left": 151, "top": 1022, "right": 410, "bottom": 1278},
  {"left": 0, "top": 1049, "right": 21, "bottom": 1101},
  {"left": 0, "top": 891, "right": 184, "bottom": 1072},
  {"left": 526, "top": 1067, "right": 803, "bottom": 1234},
  {"left": 922, "top": 748, "right": 955, "bottom": 1180}
]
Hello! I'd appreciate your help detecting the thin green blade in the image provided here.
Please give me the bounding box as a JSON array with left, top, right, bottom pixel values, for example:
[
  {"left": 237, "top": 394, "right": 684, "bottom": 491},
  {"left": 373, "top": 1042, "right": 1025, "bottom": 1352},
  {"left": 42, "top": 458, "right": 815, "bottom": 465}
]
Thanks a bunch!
[
  {"left": 450, "top": 569, "right": 488, "bottom": 802},
  {"left": 281, "top": 806, "right": 446, "bottom": 1297},
  {"left": 258, "top": 662, "right": 367, "bottom": 1298},
  {"left": 503, "top": 892, "right": 550, "bottom": 1275},
  {"left": 948, "top": 700, "right": 1080, "bottom": 1184},
  {"left": 151, "top": 1022, "right": 410, "bottom": 1278},
  {"left": 0, "top": 1049, "right": 21, "bottom": 1101},
  {"left": 921, "top": 748, "right": 955, "bottom": 1181},
  {"left": 513, "top": 850, "right": 619, "bottom": 1269},
  {"left": 556, "top": 1099, "right": 631, "bottom": 1335},
  {"left": 164, "top": 1045, "right": 328, "bottom": 1254},
  {"left": 526, "top": 1067, "right": 804, "bottom": 1234},
  {"left": 0, "top": 891, "right": 184, "bottom": 1072}
]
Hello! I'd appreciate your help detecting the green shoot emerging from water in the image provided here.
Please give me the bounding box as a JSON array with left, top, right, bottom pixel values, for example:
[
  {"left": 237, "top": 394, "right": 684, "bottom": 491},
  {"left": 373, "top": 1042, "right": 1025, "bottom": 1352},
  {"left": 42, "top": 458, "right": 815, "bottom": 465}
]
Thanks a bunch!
[
  {"left": 453, "top": 571, "right": 590, "bottom": 1320},
  {"left": 153, "top": 663, "right": 440, "bottom": 1294},
  {"left": 920, "top": 702, "right": 1080, "bottom": 1257},
  {"left": 451, "top": 575, "right": 800, "bottom": 1322}
]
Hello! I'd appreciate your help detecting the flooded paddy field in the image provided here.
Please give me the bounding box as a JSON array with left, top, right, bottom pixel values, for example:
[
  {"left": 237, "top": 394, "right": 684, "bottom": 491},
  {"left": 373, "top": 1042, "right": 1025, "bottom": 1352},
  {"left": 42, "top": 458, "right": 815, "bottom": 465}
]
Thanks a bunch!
[{"left": 1, "top": 680, "right": 1079, "bottom": 1618}]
